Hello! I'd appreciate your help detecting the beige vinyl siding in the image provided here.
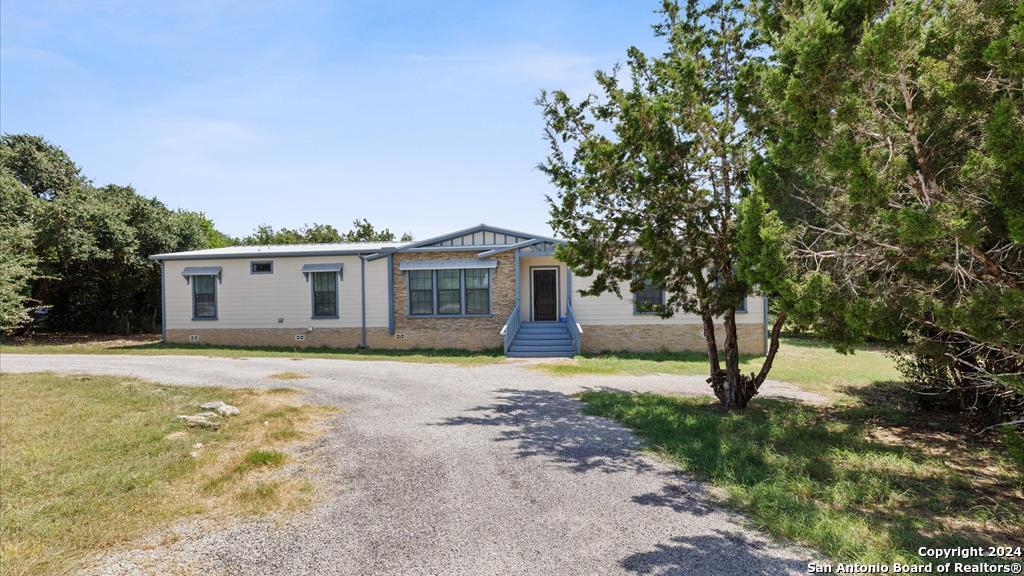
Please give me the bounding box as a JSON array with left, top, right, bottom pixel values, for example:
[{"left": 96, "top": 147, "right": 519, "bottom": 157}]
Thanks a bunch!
[
  {"left": 164, "top": 255, "right": 388, "bottom": 330},
  {"left": 570, "top": 273, "right": 763, "bottom": 325},
  {"left": 362, "top": 257, "right": 389, "bottom": 328}
]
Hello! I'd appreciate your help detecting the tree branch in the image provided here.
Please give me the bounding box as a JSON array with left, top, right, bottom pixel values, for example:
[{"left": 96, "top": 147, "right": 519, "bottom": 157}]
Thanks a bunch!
[{"left": 753, "top": 312, "right": 787, "bottom": 389}]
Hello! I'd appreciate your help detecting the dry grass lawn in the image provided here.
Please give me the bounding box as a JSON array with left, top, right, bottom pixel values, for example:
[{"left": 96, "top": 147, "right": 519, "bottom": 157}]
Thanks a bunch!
[
  {"left": 0, "top": 372, "right": 336, "bottom": 576},
  {"left": 267, "top": 371, "right": 308, "bottom": 380}
]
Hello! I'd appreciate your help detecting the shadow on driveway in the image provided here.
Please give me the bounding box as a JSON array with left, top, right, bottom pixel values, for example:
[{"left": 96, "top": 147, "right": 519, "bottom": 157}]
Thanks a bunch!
[
  {"left": 435, "top": 388, "right": 812, "bottom": 575},
  {"left": 621, "top": 529, "right": 808, "bottom": 575},
  {"left": 434, "top": 388, "right": 656, "bottom": 474}
]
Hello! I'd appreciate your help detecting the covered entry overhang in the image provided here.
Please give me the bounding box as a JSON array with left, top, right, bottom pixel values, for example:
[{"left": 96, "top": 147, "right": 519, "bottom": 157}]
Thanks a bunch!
[
  {"left": 476, "top": 238, "right": 569, "bottom": 323},
  {"left": 478, "top": 238, "right": 581, "bottom": 356}
]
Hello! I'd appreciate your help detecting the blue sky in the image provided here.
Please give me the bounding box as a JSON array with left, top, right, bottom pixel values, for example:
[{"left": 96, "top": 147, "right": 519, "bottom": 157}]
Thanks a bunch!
[{"left": 1, "top": 1, "right": 663, "bottom": 240}]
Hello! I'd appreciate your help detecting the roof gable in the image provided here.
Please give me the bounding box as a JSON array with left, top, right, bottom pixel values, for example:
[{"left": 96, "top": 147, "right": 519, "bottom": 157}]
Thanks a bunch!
[{"left": 402, "top": 224, "right": 560, "bottom": 250}]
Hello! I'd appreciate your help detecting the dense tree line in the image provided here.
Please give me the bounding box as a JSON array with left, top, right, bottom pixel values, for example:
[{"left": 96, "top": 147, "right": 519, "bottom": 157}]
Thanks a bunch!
[
  {"left": 0, "top": 135, "right": 409, "bottom": 335},
  {"left": 239, "top": 219, "right": 412, "bottom": 245},
  {"left": 542, "top": 0, "right": 1021, "bottom": 423},
  {"left": 0, "top": 135, "right": 219, "bottom": 334},
  {"left": 745, "top": 0, "right": 1022, "bottom": 423}
]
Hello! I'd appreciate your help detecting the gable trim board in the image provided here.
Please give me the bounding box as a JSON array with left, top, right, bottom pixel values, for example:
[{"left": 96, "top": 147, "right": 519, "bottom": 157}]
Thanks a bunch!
[{"left": 151, "top": 224, "right": 766, "bottom": 355}]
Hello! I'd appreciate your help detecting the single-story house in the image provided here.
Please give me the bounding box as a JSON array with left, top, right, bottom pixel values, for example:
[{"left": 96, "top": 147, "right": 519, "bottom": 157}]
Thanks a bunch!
[{"left": 150, "top": 224, "right": 767, "bottom": 357}]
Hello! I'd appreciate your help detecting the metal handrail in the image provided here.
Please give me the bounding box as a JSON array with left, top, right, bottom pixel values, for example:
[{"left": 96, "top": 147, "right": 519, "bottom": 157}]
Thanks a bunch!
[
  {"left": 501, "top": 304, "right": 521, "bottom": 354},
  {"left": 566, "top": 305, "right": 582, "bottom": 355}
]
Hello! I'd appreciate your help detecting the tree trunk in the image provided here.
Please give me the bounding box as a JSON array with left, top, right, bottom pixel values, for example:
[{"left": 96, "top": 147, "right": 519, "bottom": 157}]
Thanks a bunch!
[
  {"left": 707, "top": 307, "right": 747, "bottom": 408},
  {"left": 701, "top": 312, "right": 721, "bottom": 376},
  {"left": 703, "top": 311, "right": 729, "bottom": 405},
  {"left": 723, "top": 309, "right": 747, "bottom": 408},
  {"left": 709, "top": 310, "right": 787, "bottom": 410}
]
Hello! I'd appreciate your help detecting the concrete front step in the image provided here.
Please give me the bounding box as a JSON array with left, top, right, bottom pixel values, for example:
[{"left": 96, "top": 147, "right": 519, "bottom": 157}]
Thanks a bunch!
[
  {"left": 511, "top": 336, "right": 573, "bottom": 343},
  {"left": 519, "top": 322, "right": 568, "bottom": 327},
  {"left": 512, "top": 340, "right": 577, "bottom": 350},
  {"left": 507, "top": 350, "right": 576, "bottom": 358},
  {"left": 509, "top": 341, "right": 575, "bottom": 353},
  {"left": 508, "top": 323, "right": 576, "bottom": 357},
  {"left": 513, "top": 332, "right": 572, "bottom": 341},
  {"left": 521, "top": 322, "right": 565, "bottom": 325}
]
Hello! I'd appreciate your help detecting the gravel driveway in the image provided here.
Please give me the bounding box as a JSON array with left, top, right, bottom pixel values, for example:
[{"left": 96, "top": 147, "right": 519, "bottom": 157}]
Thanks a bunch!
[{"left": 1, "top": 354, "right": 822, "bottom": 575}]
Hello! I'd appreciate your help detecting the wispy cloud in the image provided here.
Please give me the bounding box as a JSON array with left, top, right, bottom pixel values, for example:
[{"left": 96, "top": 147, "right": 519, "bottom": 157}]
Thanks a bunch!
[{"left": 402, "top": 44, "right": 599, "bottom": 94}]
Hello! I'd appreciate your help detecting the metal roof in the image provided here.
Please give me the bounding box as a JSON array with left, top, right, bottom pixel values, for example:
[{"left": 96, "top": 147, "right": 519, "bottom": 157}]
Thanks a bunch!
[
  {"left": 150, "top": 242, "right": 409, "bottom": 261},
  {"left": 149, "top": 224, "right": 563, "bottom": 262}
]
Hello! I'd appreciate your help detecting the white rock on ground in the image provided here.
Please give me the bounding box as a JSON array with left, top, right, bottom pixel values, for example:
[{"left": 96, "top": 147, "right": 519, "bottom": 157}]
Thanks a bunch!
[
  {"left": 199, "top": 401, "right": 240, "bottom": 416},
  {"left": 172, "top": 413, "right": 220, "bottom": 429}
]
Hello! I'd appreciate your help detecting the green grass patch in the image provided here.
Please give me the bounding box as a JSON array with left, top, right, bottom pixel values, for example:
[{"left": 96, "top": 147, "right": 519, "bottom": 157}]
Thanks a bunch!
[
  {"left": 536, "top": 337, "right": 900, "bottom": 400},
  {"left": 0, "top": 372, "right": 331, "bottom": 576},
  {"left": 239, "top": 449, "right": 287, "bottom": 470},
  {"left": 1, "top": 341, "right": 505, "bottom": 367},
  {"left": 578, "top": 390, "right": 1023, "bottom": 564}
]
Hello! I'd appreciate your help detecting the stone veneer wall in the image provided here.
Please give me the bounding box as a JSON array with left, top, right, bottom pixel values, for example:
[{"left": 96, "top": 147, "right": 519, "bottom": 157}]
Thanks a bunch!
[
  {"left": 166, "top": 327, "right": 390, "bottom": 348},
  {"left": 581, "top": 323, "right": 764, "bottom": 355},
  {"left": 387, "top": 250, "right": 516, "bottom": 350}
]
